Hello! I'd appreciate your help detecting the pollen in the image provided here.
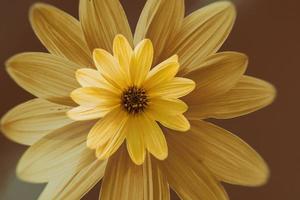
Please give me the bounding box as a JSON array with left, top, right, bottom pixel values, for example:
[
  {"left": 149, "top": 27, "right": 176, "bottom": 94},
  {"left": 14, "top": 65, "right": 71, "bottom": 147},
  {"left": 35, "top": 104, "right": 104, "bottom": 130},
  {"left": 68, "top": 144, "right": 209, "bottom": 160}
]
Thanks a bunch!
[{"left": 121, "top": 86, "right": 148, "bottom": 114}]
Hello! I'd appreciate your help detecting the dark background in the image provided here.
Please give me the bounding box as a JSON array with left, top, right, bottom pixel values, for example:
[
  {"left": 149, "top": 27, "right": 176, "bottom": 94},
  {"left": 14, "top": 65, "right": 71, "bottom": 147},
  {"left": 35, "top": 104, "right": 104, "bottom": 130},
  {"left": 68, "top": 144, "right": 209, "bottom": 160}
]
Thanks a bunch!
[{"left": 0, "top": 0, "right": 299, "bottom": 199}]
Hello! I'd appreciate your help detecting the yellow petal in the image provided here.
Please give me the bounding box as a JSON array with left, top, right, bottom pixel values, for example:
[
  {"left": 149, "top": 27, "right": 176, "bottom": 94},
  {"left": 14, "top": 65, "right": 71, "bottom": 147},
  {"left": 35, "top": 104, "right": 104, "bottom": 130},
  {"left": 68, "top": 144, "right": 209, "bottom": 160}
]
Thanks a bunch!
[
  {"left": 39, "top": 159, "right": 106, "bottom": 200},
  {"left": 143, "top": 55, "right": 179, "bottom": 90},
  {"left": 6, "top": 52, "right": 81, "bottom": 106},
  {"left": 100, "top": 147, "right": 170, "bottom": 200},
  {"left": 79, "top": 0, "right": 133, "bottom": 52},
  {"left": 130, "top": 39, "right": 154, "bottom": 87},
  {"left": 67, "top": 105, "right": 111, "bottom": 121},
  {"left": 160, "top": 139, "right": 228, "bottom": 200},
  {"left": 187, "top": 76, "right": 276, "bottom": 119},
  {"left": 149, "top": 98, "right": 188, "bottom": 115},
  {"left": 93, "top": 49, "right": 128, "bottom": 89},
  {"left": 148, "top": 77, "right": 195, "bottom": 99},
  {"left": 70, "top": 87, "right": 119, "bottom": 106},
  {"left": 17, "top": 121, "right": 95, "bottom": 183},
  {"left": 76, "top": 68, "right": 119, "bottom": 92},
  {"left": 167, "top": 120, "right": 270, "bottom": 186},
  {"left": 184, "top": 52, "right": 247, "bottom": 104},
  {"left": 134, "top": 0, "right": 184, "bottom": 63},
  {"left": 113, "top": 34, "right": 133, "bottom": 74},
  {"left": 30, "top": 3, "right": 92, "bottom": 66},
  {"left": 142, "top": 114, "right": 168, "bottom": 160},
  {"left": 1, "top": 99, "right": 72, "bottom": 145},
  {"left": 95, "top": 128, "right": 126, "bottom": 161},
  {"left": 87, "top": 108, "right": 128, "bottom": 149},
  {"left": 159, "top": 114, "right": 190, "bottom": 132},
  {"left": 126, "top": 117, "right": 146, "bottom": 165},
  {"left": 163, "top": 1, "right": 236, "bottom": 72}
]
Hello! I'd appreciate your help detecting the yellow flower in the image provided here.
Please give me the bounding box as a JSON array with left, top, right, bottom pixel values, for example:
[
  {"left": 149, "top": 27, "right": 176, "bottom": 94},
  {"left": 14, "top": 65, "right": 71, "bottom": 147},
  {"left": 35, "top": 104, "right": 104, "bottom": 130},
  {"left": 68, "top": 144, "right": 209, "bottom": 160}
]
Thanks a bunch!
[
  {"left": 1, "top": 0, "right": 276, "bottom": 200},
  {"left": 67, "top": 35, "right": 195, "bottom": 164}
]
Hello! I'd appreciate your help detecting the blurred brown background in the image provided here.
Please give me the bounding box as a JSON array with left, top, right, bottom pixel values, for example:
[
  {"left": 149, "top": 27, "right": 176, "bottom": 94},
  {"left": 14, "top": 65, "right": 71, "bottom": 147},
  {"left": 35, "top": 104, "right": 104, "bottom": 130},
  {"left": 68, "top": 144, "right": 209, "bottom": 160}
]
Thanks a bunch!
[{"left": 0, "top": 0, "right": 299, "bottom": 199}]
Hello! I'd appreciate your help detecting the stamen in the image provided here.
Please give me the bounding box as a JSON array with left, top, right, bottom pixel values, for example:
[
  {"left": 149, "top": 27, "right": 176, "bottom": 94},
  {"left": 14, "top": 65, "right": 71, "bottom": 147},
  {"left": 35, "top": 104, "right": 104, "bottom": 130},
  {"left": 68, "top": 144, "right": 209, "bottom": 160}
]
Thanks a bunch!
[{"left": 121, "top": 86, "right": 148, "bottom": 114}]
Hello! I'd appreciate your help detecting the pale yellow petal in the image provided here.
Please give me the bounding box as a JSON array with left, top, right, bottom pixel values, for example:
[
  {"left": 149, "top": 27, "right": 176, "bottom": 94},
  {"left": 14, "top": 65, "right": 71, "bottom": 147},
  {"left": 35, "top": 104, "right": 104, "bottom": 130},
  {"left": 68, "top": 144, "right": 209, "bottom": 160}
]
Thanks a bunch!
[
  {"left": 142, "top": 114, "right": 168, "bottom": 160},
  {"left": 160, "top": 139, "right": 228, "bottom": 200},
  {"left": 184, "top": 52, "right": 247, "bottom": 104},
  {"left": 130, "top": 39, "right": 154, "bottom": 87},
  {"left": 79, "top": 0, "right": 133, "bottom": 52},
  {"left": 167, "top": 120, "right": 270, "bottom": 186},
  {"left": 6, "top": 52, "right": 81, "bottom": 106},
  {"left": 163, "top": 1, "right": 236, "bottom": 72},
  {"left": 148, "top": 77, "right": 195, "bottom": 99},
  {"left": 126, "top": 117, "right": 146, "bottom": 165},
  {"left": 113, "top": 34, "right": 133, "bottom": 74},
  {"left": 187, "top": 76, "right": 276, "bottom": 119},
  {"left": 134, "top": 0, "right": 184, "bottom": 63},
  {"left": 93, "top": 49, "right": 128, "bottom": 89},
  {"left": 151, "top": 158, "right": 170, "bottom": 200},
  {"left": 1, "top": 99, "right": 72, "bottom": 145},
  {"left": 143, "top": 55, "right": 179, "bottom": 90},
  {"left": 100, "top": 146, "right": 144, "bottom": 200},
  {"left": 100, "top": 147, "right": 169, "bottom": 200},
  {"left": 30, "top": 3, "right": 92, "bottom": 66},
  {"left": 87, "top": 108, "right": 127, "bottom": 149},
  {"left": 159, "top": 114, "right": 190, "bottom": 132},
  {"left": 38, "top": 173, "right": 75, "bottom": 200},
  {"left": 38, "top": 159, "right": 106, "bottom": 200},
  {"left": 67, "top": 105, "right": 111, "bottom": 121},
  {"left": 17, "top": 121, "right": 95, "bottom": 183},
  {"left": 70, "top": 87, "right": 119, "bottom": 106}
]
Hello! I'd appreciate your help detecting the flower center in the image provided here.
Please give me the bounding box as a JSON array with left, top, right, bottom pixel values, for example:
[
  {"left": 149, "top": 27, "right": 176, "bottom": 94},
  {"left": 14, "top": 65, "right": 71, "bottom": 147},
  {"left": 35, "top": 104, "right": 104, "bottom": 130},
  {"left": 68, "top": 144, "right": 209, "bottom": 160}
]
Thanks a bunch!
[{"left": 121, "top": 86, "right": 148, "bottom": 114}]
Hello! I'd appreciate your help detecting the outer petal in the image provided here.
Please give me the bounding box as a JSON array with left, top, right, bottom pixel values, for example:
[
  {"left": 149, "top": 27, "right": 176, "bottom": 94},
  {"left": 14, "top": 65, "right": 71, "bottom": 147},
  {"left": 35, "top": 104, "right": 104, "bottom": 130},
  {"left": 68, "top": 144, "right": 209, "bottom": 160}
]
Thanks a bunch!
[
  {"left": 100, "top": 148, "right": 170, "bottom": 200},
  {"left": 163, "top": 1, "right": 236, "bottom": 72},
  {"left": 87, "top": 108, "right": 128, "bottom": 149},
  {"left": 6, "top": 52, "right": 81, "bottom": 106},
  {"left": 1, "top": 99, "right": 72, "bottom": 145},
  {"left": 30, "top": 3, "right": 92, "bottom": 66},
  {"left": 38, "top": 173, "right": 74, "bottom": 200},
  {"left": 187, "top": 76, "right": 276, "bottom": 119},
  {"left": 100, "top": 147, "right": 143, "bottom": 200},
  {"left": 151, "top": 158, "right": 170, "bottom": 200},
  {"left": 160, "top": 139, "right": 228, "bottom": 200},
  {"left": 134, "top": 0, "right": 184, "bottom": 63},
  {"left": 166, "top": 120, "right": 270, "bottom": 186},
  {"left": 130, "top": 39, "right": 154, "bottom": 87},
  {"left": 38, "top": 159, "right": 106, "bottom": 200},
  {"left": 79, "top": 0, "right": 133, "bottom": 52},
  {"left": 148, "top": 77, "right": 195, "bottom": 99},
  {"left": 143, "top": 55, "right": 179, "bottom": 90},
  {"left": 17, "top": 121, "right": 95, "bottom": 183},
  {"left": 184, "top": 52, "right": 247, "bottom": 104}
]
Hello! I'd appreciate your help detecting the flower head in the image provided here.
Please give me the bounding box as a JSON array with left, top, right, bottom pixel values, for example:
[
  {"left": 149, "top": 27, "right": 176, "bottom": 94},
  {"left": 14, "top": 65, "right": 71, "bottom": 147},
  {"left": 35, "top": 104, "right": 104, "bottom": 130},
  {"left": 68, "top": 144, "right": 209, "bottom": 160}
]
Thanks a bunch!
[
  {"left": 1, "top": 0, "right": 276, "bottom": 199},
  {"left": 67, "top": 35, "right": 195, "bottom": 164}
]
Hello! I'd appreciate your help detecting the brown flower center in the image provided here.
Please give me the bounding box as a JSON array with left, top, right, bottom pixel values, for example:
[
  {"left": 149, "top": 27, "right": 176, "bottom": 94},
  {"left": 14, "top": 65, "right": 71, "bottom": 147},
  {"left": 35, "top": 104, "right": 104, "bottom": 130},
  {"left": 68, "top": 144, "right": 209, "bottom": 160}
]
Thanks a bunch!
[{"left": 121, "top": 86, "right": 148, "bottom": 114}]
